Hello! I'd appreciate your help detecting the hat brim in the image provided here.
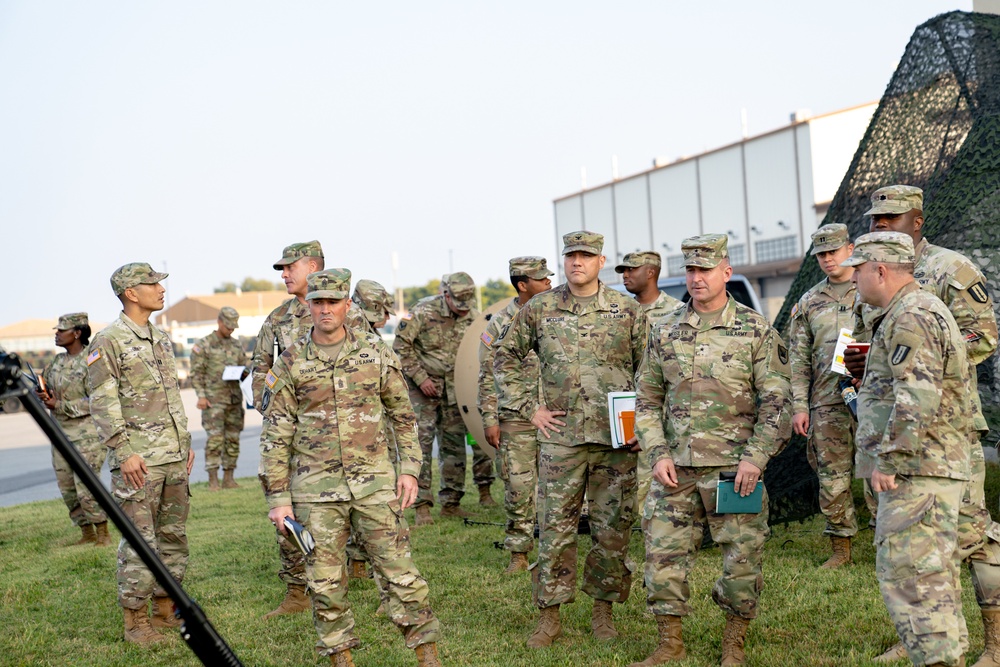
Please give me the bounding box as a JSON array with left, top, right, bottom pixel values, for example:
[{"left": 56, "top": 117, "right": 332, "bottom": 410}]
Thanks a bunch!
[
  {"left": 526, "top": 268, "right": 555, "bottom": 279},
  {"left": 306, "top": 290, "right": 349, "bottom": 301},
  {"left": 810, "top": 242, "right": 847, "bottom": 256},
  {"left": 839, "top": 255, "right": 867, "bottom": 267},
  {"left": 683, "top": 257, "right": 723, "bottom": 269},
  {"left": 562, "top": 244, "right": 601, "bottom": 256},
  {"left": 220, "top": 318, "right": 239, "bottom": 327},
  {"left": 863, "top": 203, "right": 919, "bottom": 216}
]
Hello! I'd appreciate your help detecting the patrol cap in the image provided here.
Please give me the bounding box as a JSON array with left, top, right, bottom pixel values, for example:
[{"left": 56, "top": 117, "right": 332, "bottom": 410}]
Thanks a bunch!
[
  {"left": 615, "top": 251, "right": 661, "bottom": 273},
  {"left": 273, "top": 240, "right": 324, "bottom": 270},
  {"left": 442, "top": 272, "right": 476, "bottom": 311},
  {"left": 218, "top": 306, "right": 239, "bottom": 328},
  {"left": 54, "top": 312, "right": 88, "bottom": 330},
  {"left": 840, "top": 231, "right": 915, "bottom": 267},
  {"left": 864, "top": 185, "right": 923, "bottom": 216},
  {"left": 810, "top": 223, "right": 850, "bottom": 256},
  {"left": 111, "top": 262, "right": 168, "bottom": 296},
  {"left": 562, "top": 231, "right": 604, "bottom": 256},
  {"left": 305, "top": 268, "right": 352, "bottom": 301},
  {"left": 681, "top": 234, "right": 729, "bottom": 269},
  {"left": 352, "top": 279, "right": 392, "bottom": 323},
  {"left": 509, "top": 256, "right": 554, "bottom": 280}
]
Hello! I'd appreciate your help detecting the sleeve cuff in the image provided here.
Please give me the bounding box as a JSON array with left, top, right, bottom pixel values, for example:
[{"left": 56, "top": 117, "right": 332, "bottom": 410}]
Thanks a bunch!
[
  {"left": 742, "top": 452, "right": 770, "bottom": 473},
  {"left": 411, "top": 370, "right": 429, "bottom": 387},
  {"left": 792, "top": 401, "right": 809, "bottom": 414},
  {"left": 481, "top": 413, "right": 499, "bottom": 428},
  {"left": 267, "top": 493, "right": 292, "bottom": 509}
]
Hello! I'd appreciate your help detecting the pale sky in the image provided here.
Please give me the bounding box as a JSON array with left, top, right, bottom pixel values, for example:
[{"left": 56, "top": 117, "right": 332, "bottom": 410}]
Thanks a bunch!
[{"left": 0, "top": 1, "right": 968, "bottom": 324}]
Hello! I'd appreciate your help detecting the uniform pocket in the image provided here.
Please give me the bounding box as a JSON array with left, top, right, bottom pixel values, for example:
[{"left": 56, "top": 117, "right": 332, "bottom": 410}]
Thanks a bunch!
[{"left": 874, "top": 492, "right": 942, "bottom": 581}]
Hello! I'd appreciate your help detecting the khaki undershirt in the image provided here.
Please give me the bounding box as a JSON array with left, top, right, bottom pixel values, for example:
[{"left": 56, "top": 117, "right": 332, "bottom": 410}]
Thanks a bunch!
[
  {"left": 696, "top": 304, "right": 726, "bottom": 331},
  {"left": 316, "top": 338, "right": 346, "bottom": 363},
  {"left": 571, "top": 292, "right": 598, "bottom": 309},
  {"left": 828, "top": 278, "right": 853, "bottom": 299}
]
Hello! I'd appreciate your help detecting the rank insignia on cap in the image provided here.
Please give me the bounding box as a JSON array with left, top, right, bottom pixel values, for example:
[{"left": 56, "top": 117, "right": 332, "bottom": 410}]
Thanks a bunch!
[
  {"left": 879, "top": 195, "right": 887, "bottom": 200},
  {"left": 86, "top": 349, "right": 102, "bottom": 366},
  {"left": 481, "top": 331, "right": 494, "bottom": 347},
  {"left": 891, "top": 344, "right": 911, "bottom": 365},
  {"left": 265, "top": 370, "right": 279, "bottom": 388}
]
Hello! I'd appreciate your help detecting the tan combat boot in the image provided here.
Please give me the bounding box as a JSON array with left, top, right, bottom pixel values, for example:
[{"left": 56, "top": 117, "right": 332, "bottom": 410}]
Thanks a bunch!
[
  {"left": 67, "top": 524, "right": 96, "bottom": 547},
  {"left": 222, "top": 469, "right": 239, "bottom": 489},
  {"left": 94, "top": 522, "right": 112, "bottom": 546},
  {"left": 504, "top": 552, "right": 529, "bottom": 574},
  {"left": 720, "top": 613, "right": 750, "bottom": 666},
  {"left": 478, "top": 484, "right": 498, "bottom": 507},
  {"left": 415, "top": 642, "right": 442, "bottom": 666},
  {"left": 330, "top": 649, "right": 356, "bottom": 667},
  {"left": 151, "top": 595, "right": 181, "bottom": 629},
  {"left": 527, "top": 605, "right": 562, "bottom": 648},
  {"left": 348, "top": 560, "right": 368, "bottom": 580},
  {"left": 123, "top": 606, "right": 167, "bottom": 645},
  {"left": 207, "top": 468, "right": 220, "bottom": 491},
  {"left": 263, "top": 584, "right": 310, "bottom": 619},
  {"left": 873, "top": 641, "right": 907, "bottom": 663},
  {"left": 440, "top": 504, "right": 472, "bottom": 519},
  {"left": 592, "top": 599, "right": 618, "bottom": 640},
  {"left": 974, "top": 609, "right": 1000, "bottom": 667},
  {"left": 628, "top": 615, "right": 685, "bottom": 666},
  {"left": 414, "top": 505, "right": 434, "bottom": 526},
  {"left": 820, "top": 536, "right": 852, "bottom": 569}
]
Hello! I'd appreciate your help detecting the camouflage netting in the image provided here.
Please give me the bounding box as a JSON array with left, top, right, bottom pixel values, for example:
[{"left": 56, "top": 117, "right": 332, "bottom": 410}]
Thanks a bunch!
[{"left": 766, "top": 10, "right": 1000, "bottom": 525}]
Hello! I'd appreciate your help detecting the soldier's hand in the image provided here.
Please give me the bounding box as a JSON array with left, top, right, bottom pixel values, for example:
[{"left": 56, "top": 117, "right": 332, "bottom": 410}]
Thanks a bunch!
[
  {"left": 396, "top": 474, "right": 418, "bottom": 509},
  {"left": 418, "top": 378, "right": 440, "bottom": 397},
  {"left": 843, "top": 346, "right": 868, "bottom": 379},
  {"left": 531, "top": 405, "right": 567, "bottom": 439},
  {"left": 792, "top": 412, "right": 810, "bottom": 437},
  {"left": 121, "top": 454, "right": 148, "bottom": 489},
  {"left": 269, "top": 506, "right": 295, "bottom": 535},
  {"left": 196, "top": 397, "right": 211, "bottom": 410},
  {"left": 627, "top": 435, "right": 641, "bottom": 453},
  {"left": 40, "top": 393, "right": 56, "bottom": 410},
  {"left": 871, "top": 469, "right": 897, "bottom": 493},
  {"left": 734, "top": 460, "right": 762, "bottom": 497},
  {"left": 186, "top": 448, "right": 195, "bottom": 476},
  {"left": 484, "top": 425, "right": 501, "bottom": 448},
  {"left": 652, "top": 458, "right": 678, "bottom": 488}
]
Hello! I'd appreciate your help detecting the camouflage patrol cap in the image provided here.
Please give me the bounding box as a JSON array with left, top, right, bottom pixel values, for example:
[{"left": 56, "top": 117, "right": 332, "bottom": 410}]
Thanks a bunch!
[
  {"left": 681, "top": 234, "right": 729, "bottom": 268},
  {"left": 442, "top": 271, "right": 476, "bottom": 311},
  {"left": 111, "top": 262, "right": 168, "bottom": 296},
  {"left": 840, "top": 231, "right": 915, "bottom": 267},
  {"left": 509, "top": 256, "right": 554, "bottom": 280},
  {"left": 562, "top": 230, "right": 604, "bottom": 256},
  {"left": 305, "top": 268, "right": 352, "bottom": 301},
  {"left": 615, "top": 251, "right": 661, "bottom": 273},
  {"left": 352, "top": 279, "right": 393, "bottom": 323},
  {"left": 218, "top": 306, "right": 239, "bottom": 328},
  {"left": 809, "top": 223, "right": 850, "bottom": 256},
  {"left": 864, "top": 185, "right": 923, "bottom": 216},
  {"left": 54, "top": 312, "right": 88, "bottom": 330},
  {"left": 273, "top": 240, "right": 324, "bottom": 270}
]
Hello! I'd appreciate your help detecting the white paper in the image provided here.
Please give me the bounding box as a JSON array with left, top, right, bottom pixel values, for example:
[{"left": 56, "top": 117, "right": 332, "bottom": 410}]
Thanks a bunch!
[
  {"left": 607, "top": 391, "right": 637, "bottom": 449},
  {"left": 222, "top": 365, "right": 245, "bottom": 381},
  {"left": 239, "top": 373, "right": 254, "bottom": 409},
  {"left": 830, "top": 328, "right": 855, "bottom": 376}
]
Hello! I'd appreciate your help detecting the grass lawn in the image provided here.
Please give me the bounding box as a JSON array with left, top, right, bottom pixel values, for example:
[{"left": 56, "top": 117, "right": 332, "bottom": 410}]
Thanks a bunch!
[{"left": 2, "top": 467, "right": 998, "bottom": 667}]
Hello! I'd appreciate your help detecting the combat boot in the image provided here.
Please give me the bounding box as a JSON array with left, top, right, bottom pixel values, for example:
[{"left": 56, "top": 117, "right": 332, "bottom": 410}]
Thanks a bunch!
[
  {"left": 222, "top": 469, "right": 240, "bottom": 489},
  {"left": 263, "top": 584, "right": 310, "bottom": 619},
  {"left": 504, "top": 552, "right": 529, "bottom": 574},
  {"left": 94, "top": 522, "right": 112, "bottom": 546},
  {"left": 151, "top": 595, "right": 181, "bottom": 629},
  {"left": 973, "top": 609, "right": 1000, "bottom": 667},
  {"left": 820, "top": 536, "right": 852, "bottom": 569},
  {"left": 873, "top": 641, "right": 907, "bottom": 663},
  {"left": 348, "top": 560, "right": 368, "bottom": 579},
  {"left": 123, "top": 606, "right": 167, "bottom": 645},
  {"left": 440, "top": 504, "right": 472, "bottom": 519},
  {"left": 330, "top": 649, "right": 356, "bottom": 667},
  {"left": 478, "top": 484, "right": 498, "bottom": 507},
  {"left": 207, "top": 468, "right": 220, "bottom": 491},
  {"left": 67, "top": 524, "right": 96, "bottom": 547},
  {"left": 527, "top": 605, "right": 562, "bottom": 648},
  {"left": 720, "top": 613, "right": 750, "bottom": 666},
  {"left": 415, "top": 642, "right": 442, "bottom": 666},
  {"left": 592, "top": 599, "right": 618, "bottom": 640},
  {"left": 628, "top": 615, "right": 685, "bottom": 666},
  {"left": 415, "top": 505, "right": 434, "bottom": 526}
]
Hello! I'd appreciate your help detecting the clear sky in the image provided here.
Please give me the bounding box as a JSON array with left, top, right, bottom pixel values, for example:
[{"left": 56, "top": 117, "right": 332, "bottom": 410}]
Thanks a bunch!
[{"left": 0, "top": 1, "right": 968, "bottom": 324}]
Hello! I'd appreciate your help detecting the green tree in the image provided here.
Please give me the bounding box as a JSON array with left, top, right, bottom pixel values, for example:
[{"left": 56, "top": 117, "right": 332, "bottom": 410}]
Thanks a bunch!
[
  {"left": 213, "top": 277, "right": 283, "bottom": 293},
  {"left": 481, "top": 278, "right": 516, "bottom": 308},
  {"left": 402, "top": 279, "right": 441, "bottom": 309},
  {"left": 213, "top": 281, "right": 238, "bottom": 293}
]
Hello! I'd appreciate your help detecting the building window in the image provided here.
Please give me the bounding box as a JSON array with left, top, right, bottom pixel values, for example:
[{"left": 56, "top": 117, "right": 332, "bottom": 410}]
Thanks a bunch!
[
  {"left": 754, "top": 235, "right": 798, "bottom": 263},
  {"left": 729, "top": 244, "right": 747, "bottom": 267}
]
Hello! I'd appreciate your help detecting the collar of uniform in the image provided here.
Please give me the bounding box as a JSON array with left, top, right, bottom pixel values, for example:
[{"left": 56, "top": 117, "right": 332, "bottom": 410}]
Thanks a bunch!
[
  {"left": 821, "top": 277, "right": 856, "bottom": 298},
  {"left": 434, "top": 294, "right": 454, "bottom": 319},
  {"left": 119, "top": 311, "right": 157, "bottom": 341},
  {"left": 679, "top": 293, "right": 737, "bottom": 328},
  {"left": 553, "top": 281, "right": 617, "bottom": 314},
  {"left": 304, "top": 326, "right": 361, "bottom": 362},
  {"left": 912, "top": 237, "right": 929, "bottom": 263},
  {"left": 880, "top": 279, "right": 922, "bottom": 316},
  {"left": 290, "top": 296, "right": 311, "bottom": 316}
]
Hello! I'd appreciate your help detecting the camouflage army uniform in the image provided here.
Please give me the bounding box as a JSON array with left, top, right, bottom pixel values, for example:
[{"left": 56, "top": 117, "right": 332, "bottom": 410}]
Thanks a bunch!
[
  {"left": 190, "top": 330, "right": 246, "bottom": 473},
  {"left": 393, "top": 291, "right": 491, "bottom": 508},
  {"left": 789, "top": 277, "right": 860, "bottom": 538},
  {"left": 260, "top": 324, "right": 439, "bottom": 657},
  {"left": 494, "top": 281, "right": 645, "bottom": 608},
  {"left": 87, "top": 312, "right": 192, "bottom": 610},
  {"left": 43, "top": 350, "right": 107, "bottom": 527},
  {"left": 635, "top": 295, "right": 791, "bottom": 620}
]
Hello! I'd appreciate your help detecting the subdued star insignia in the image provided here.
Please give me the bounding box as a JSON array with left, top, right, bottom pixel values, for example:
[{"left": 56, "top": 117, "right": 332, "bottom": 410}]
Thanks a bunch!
[{"left": 891, "top": 344, "right": 911, "bottom": 365}]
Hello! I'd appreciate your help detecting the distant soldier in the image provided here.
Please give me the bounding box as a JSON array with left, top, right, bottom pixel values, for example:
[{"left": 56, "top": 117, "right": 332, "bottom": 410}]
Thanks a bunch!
[
  {"left": 345, "top": 279, "right": 395, "bottom": 336},
  {"left": 251, "top": 240, "right": 324, "bottom": 619},
  {"left": 190, "top": 306, "right": 247, "bottom": 491},
  {"left": 477, "top": 256, "right": 553, "bottom": 574},
  {"left": 632, "top": 235, "right": 791, "bottom": 667},
  {"left": 846, "top": 232, "right": 971, "bottom": 667},
  {"left": 394, "top": 271, "right": 494, "bottom": 524},
  {"left": 260, "top": 269, "right": 442, "bottom": 667},
  {"left": 86, "top": 263, "right": 195, "bottom": 645},
  {"left": 494, "top": 231, "right": 645, "bottom": 648}
]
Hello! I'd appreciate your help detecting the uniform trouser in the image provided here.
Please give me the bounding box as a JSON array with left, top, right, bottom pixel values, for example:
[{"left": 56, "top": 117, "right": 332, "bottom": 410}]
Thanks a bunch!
[
  {"left": 643, "top": 465, "right": 767, "bottom": 619},
  {"left": 876, "top": 475, "right": 966, "bottom": 667},
  {"left": 499, "top": 423, "right": 539, "bottom": 553},
  {"left": 295, "top": 491, "right": 441, "bottom": 656},
  {"left": 806, "top": 403, "right": 858, "bottom": 538},
  {"left": 533, "top": 442, "right": 636, "bottom": 608},
  {"left": 111, "top": 460, "right": 189, "bottom": 609},
  {"left": 957, "top": 434, "right": 1000, "bottom": 609},
  {"left": 51, "top": 430, "right": 107, "bottom": 526},
  {"left": 202, "top": 401, "right": 244, "bottom": 471}
]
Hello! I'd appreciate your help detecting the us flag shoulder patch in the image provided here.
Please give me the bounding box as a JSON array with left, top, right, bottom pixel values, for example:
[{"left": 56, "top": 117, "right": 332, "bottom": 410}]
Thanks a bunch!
[
  {"left": 481, "top": 331, "right": 494, "bottom": 347},
  {"left": 891, "top": 344, "right": 911, "bottom": 365},
  {"left": 265, "top": 370, "right": 279, "bottom": 388},
  {"left": 86, "top": 349, "right": 101, "bottom": 366}
]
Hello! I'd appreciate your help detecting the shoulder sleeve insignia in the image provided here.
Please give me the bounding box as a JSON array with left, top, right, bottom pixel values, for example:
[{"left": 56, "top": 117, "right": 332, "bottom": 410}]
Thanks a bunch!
[
  {"left": 480, "top": 330, "right": 494, "bottom": 347},
  {"left": 265, "top": 370, "right": 279, "bottom": 388},
  {"left": 261, "top": 388, "right": 271, "bottom": 412},
  {"left": 497, "top": 324, "right": 511, "bottom": 342},
  {"left": 191, "top": 344, "right": 201, "bottom": 354},
  {"left": 968, "top": 281, "right": 990, "bottom": 304},
  {"left": 790, "top": 303, "right": 799, "bottom": 319},
  {"left": 890, "top": 344, "right": 912, "bottom": 366},
  {"left": 777, "top": 343, "right": 788, "bottom": 365},
  {"left": 398, "top": 320, "right": 407, "bottom": 331},
  {"left": 86, "top": 349, "right": 102, "bottom": 366}
]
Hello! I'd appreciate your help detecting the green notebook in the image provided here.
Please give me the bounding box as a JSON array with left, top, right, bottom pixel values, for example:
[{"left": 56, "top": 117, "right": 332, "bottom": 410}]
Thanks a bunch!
[{"left": 716, "top": 475, "right": 764, "bottom": 514}]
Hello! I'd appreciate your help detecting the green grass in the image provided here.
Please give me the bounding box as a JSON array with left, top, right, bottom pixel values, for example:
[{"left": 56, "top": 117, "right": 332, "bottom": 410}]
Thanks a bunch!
[{"left": 2, "top": 467, "right": 999, "bottom": 666}]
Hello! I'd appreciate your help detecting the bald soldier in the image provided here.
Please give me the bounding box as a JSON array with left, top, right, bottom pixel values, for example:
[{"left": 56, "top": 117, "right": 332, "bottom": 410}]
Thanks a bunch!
[
  {"left": 846, "top": 232, "right": 971, "bottom": 667},
  {"left": 190, "top": 306, "right": 247, "bottom": 491},
  {"left": 86, "top": 263, "right": 195, "bottom": 645},
  {"left": 478, "top": 256, "right": 553, "bottom": 574},
  {"left": 252, "top": 240, "right": 325, "bottom": 619}
]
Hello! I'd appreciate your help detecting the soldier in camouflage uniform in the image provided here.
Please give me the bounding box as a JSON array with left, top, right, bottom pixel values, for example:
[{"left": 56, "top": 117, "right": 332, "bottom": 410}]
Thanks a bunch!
[
  {"left": 39, "top": 312, "right": 110, "bottom": 546},
  {"left": 394, "top": 271, "right": 494, "bottom": 525},
  {"left": 788, "top": 224, "right": 867, "bottom": 568},
  {"left": 260, "top": 269, "right": 442, "bottom": 667},
  {"left": 86, "top": 263, "right": 195, "bottom": 645},
  {"left": 846, "top": 232, "right": 972, "bottom": 667},
  {"left": 478, "top": 256, "right": 553, "bottom": 574},
  {"left": 190, "top": 306, "right": 246, "bottom": 491},
  {"left": 494, "top": 231, "right": 646, "bottom": 648},
  {"left": 615, "top": 251, "right": 683, "bottom": 517},
  {"left": 252, "top": 240, "right": 324, "bottom": 619},
  {"left": 844, "top": 187, "right": 1000, "bottom": 667},
  {"left": 632, "top": 235, "right": 791, "bottom": 667}
]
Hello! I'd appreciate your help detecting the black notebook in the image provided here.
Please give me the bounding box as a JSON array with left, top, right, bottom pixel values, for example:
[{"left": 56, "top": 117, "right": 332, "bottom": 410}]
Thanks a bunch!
[{"left": 283, "top": 518, "right": 316, "bottom": 556}]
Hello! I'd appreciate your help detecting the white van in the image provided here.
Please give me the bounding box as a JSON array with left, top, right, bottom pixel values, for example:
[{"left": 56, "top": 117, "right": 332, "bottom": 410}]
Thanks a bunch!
[{"left": 610, "top": 274, "right": 763, "bottom": 313}]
